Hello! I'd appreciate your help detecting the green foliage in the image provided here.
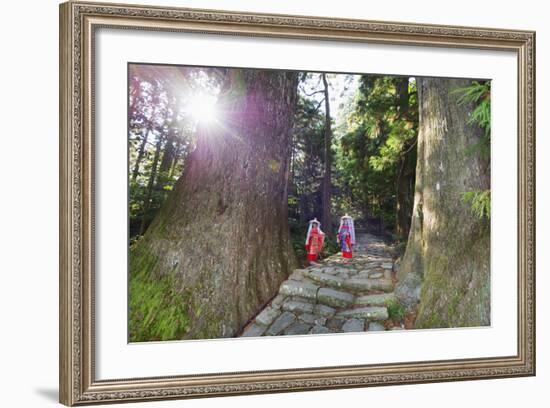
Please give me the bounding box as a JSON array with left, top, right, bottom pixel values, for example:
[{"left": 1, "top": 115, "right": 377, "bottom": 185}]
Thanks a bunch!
[
  {"left": 461, "top": 189, "right": 491, "bottom": 220},
  {"left": 336, "top": 76, "right": 418, "bottom": 229},
  {"left": 452, "top": 81, "right": 492, "bottom": 219},
  {"left": 386, "top": 298, "right": 407, "bottom": 321},
  {"left": 453, "top": 81, "right": 491, "bottom": 130},
  {"left": 452, "top": 81, "right": 491, "bottom": 159},
  {"left": 322, "top": 237, "right": 340, "bottom": 258},
  {"left": 129, "top": 248, "right": 191, "bottom": 342}
]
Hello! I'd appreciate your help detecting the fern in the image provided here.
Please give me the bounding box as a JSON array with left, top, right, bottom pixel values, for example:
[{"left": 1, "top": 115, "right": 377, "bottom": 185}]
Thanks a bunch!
[
  {"left": 453, "top": 81, "right": 489, "bottom": 104},
  {"left": 452, "top": 81, "right": 491, "bottom": 159},
  {"left": 461, "top": 190, "right": 491, "bottom": 220}
]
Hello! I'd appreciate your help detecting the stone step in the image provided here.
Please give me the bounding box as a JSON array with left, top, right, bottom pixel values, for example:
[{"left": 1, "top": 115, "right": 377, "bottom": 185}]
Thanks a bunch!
[
  {"left": 239, "top": 232, "right": 401, "bottom": 338},
  {"left": 284, "top": 322, "right": 312, "bottom": 335},
  {"left": 310, "top": 325, "right": 330, "bottom": 334},
  {"left": 279, "top": 280, "right": 319, "bottom": 300},
  {"left": 342, "top": 318, "right": 365, "bottom": 332},
  {"left": 298, "top": 313, "right": 327, "bottom": 326},
  {"left": 255, "top": 306, "right": 281, "bottom": 326},
  {"left": 281, "top": 300, "right": 315, "bottom": 314},
  {"left": 242, "top": 323, "right": 268, "bottom": 337},
  {"left": 314, "top": 304, "right": 336, "bottom": 317},
  {"left": 317, "top": 287, "right": 355, "bottom": 308},
  {"left": 305, "top": 269, "right": 345, "bottom": 289},
  {"left": 368, "top": 322, "right": 386, "bottom": 331},
  {"left": 265, "top": 311, "right": 296, "bottom": 335},
  {"left": 355, "top": 293, "right": 397, "bottom": 307},
  {"left": 342, "top": 278, "right": 394, "bottom": 293},
  {"left": 336, "top": 306, "right": 389, "bottom": 321}
]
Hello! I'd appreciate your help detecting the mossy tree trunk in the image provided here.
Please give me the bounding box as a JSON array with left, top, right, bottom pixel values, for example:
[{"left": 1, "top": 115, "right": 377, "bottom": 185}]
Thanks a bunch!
[
  {"left": 395, "top": 78, "right": 490, "bottom": 328},
  {"left": 130, "top": 69, "right": 299, "bottom": 341}
]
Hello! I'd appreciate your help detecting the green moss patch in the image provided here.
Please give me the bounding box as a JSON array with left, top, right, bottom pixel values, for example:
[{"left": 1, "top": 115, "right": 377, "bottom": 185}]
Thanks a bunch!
[{"left": 128, "top": 246, "right": 192, "bottom": 342}]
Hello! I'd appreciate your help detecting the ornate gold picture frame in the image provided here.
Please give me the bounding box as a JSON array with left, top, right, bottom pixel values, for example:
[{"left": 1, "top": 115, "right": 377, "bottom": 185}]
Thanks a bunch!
[{"left": 59, "top": 1, "right": 535, "bottom": 405}]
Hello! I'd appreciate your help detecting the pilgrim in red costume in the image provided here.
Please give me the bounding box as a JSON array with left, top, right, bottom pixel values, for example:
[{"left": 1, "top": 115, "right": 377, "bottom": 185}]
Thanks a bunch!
[
  {"left": 337, "top": 214, "right": 355, "bottom": 259},
  {"left": 305, "top": 218, "right": 325, "bottom": 263}
]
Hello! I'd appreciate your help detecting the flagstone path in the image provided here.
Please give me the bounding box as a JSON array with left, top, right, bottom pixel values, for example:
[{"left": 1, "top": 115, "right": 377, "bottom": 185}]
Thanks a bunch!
[{"left": 238, "top": 233, "right": 404, "bottom": 337}]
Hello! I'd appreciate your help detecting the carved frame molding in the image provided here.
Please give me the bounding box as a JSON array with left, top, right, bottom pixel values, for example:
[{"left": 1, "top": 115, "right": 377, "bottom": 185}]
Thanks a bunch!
[{"left": 59, "top": 1, "right": 535, "bottom": 405}]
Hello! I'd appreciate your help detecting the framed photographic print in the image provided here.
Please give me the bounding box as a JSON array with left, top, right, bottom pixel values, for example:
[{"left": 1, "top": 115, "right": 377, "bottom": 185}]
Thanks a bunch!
[{"left": 59, "top": 0, "right": 536, "bottom": 405}]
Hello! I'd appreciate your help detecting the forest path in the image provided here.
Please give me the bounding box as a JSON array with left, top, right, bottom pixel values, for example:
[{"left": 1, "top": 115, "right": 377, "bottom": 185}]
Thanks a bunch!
[{"left": 238, "top": 233, "right": 404, "bottom": 337}]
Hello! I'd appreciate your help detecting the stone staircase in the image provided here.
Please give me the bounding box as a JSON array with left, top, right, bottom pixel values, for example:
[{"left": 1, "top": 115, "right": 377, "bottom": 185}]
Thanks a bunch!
[{"left": 239, "top": 233, "right": 403, "bottom": 337}]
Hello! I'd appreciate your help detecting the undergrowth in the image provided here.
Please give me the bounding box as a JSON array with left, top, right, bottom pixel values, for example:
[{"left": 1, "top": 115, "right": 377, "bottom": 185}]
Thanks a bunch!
[
  {"left": 386, "top": 298, "right": 407, "bottom": 321},
  {"left": 129, "top": 261, "right": 191, "bottom": 342}
]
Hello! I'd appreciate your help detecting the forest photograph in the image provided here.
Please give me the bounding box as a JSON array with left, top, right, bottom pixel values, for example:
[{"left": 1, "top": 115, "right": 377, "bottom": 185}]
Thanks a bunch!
[{"left": 128, "top": 63, "right": 491, "bottom": 343}]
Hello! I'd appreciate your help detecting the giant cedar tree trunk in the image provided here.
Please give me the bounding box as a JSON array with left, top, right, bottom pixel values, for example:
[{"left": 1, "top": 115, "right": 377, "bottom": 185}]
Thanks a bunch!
[
  {"left": 395, "top": 78, "right": 490, "bottom": 328},
  {"left": 130, "top": 69, "right": 299, "bottom": 340}
]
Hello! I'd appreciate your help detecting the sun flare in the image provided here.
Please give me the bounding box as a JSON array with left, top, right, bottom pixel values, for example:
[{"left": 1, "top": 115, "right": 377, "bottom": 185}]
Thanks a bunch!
[{"left": 185, "top": 93, "right": 219, "bottom": 124}]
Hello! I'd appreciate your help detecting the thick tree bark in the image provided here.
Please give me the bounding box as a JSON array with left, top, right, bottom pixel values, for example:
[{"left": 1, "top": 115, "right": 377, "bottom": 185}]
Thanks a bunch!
[
  {"left": 395, "top": 78, "right": 490, "bottom": 328},
  {"left": 130, "top": 69, "right": 299, "bottom": 340},
  {"left": 321, "top": 74, "right": 333, "bottom": 235}
]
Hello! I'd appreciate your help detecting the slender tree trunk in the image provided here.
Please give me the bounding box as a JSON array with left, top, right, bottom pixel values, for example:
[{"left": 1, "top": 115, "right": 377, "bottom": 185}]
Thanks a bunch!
[
  {"left": 395, "top": 78, "right": 490, "bottom": 328},
  {"left": 321, "top": 74, "right": 332, "bottom": 235},
  {"left": 139, "top": 133, "right": 163, "bottom": 235},
  {"left": 168, "top": 140, "right": 181, "bottom": 179},
  {"left": 395, "top": 150, "right": 416, "bottom": 238},
  {"left": 131, "top": 128, "right": 149, "bottom": 184},
  {"left": 395, "top": 77, "right": 409, "bottom": 115},
  {"left": 300, "top": 186, "right": 309, "bottom": 224},
  {"left": 394, "top": 78, "right": 417, "bottom": 239},
  {"left": 155, "top": 128, "right": 176, "bottom": 196},
  {"left": 158, "top": 130, "right": 175, "bottom": 177},
  {"left": 289, "top": 139, "right": 295, "bottom": 192},
  {"left": 130, "top": 69, "right": 299, "bottom": 340}
]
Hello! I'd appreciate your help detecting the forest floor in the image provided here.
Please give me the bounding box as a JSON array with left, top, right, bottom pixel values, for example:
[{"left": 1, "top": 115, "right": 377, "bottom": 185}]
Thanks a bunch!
[{"left": 238, "top": 232, "right": 408, "bottom": 337}]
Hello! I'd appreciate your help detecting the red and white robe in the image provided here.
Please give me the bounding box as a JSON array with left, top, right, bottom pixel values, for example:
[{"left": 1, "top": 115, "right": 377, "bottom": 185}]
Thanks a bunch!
[{"left": 305, "top": 225, "right": 325, "bottom": 262}]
